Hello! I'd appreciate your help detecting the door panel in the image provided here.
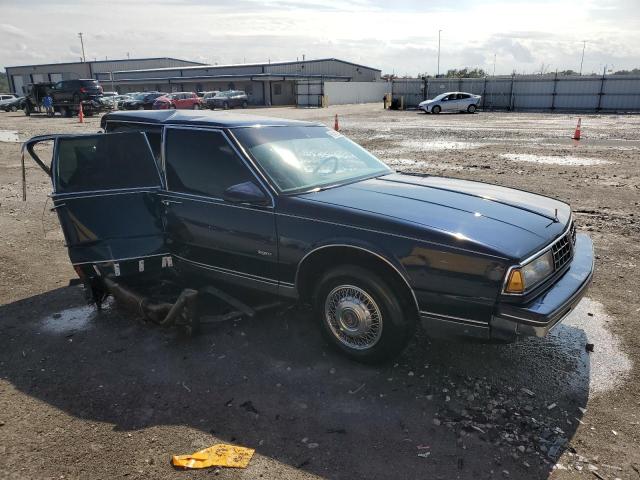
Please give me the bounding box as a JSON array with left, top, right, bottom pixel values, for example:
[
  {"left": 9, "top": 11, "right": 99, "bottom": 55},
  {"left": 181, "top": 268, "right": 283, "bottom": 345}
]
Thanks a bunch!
[
  {"left": 162, "top": 194, "right": 278, "bottom": 289},
  {"left": 51, "top": 132, "right": 166, "bottom": 267},
  {"left": 162, "top": 127, "right": 278, "bottom": 290}
]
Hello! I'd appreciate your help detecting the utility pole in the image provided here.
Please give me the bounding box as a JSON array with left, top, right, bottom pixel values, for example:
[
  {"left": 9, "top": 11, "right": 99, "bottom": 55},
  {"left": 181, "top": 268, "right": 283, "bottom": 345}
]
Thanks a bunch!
[
  {"left": 437, "top": 30, "right": 442, "bottom": 77},
  {"left": 579, "top": 40, "right": 586, "bottom": 75},
  {"left": 493, "top": 53, "right": 496, "bottom": 76},
  {"left": 78, "top": 32, "right": 86, "bottom": 63}
]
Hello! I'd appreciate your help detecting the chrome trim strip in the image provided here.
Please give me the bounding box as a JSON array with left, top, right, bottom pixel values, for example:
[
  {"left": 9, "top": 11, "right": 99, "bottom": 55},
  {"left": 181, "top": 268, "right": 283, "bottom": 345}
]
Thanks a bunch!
[
  {"left": 421, "top": 313, "right": 490, "bottom": 329},
  {"left": 294, "top": 244, "right": 421, "bottom": 314},
  {"left": 278, "top": 212, "right": 509, "bottom": 260},
  {"left": 53, "top": 187, "right": 159, "bottom": 201},
  {"left": 72, "top": 252, "right": 169, "bottom": 266},
  {"left": 157, "top": 191, "right": 274, "bottom": 212},
  {"left": 501, "top": 217, "right": 573, "bottom": 296},
  {"left": 420, "top": 310, "right": 489, "bottom": 326},
  {"left": 173, "top": 254, "right": 279, "bottom": 285}
]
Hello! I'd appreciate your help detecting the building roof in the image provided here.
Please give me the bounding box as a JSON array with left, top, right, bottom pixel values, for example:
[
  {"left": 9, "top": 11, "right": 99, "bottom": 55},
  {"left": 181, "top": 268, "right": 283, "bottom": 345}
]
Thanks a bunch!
[
  {"left": 101, "top": 109, "right": 322, "bottom": 128},
  {"left": 111, "top": 58, "right": 382, "bottom": 74},
  {"left": 6, "top": 57, "right": 204, "bottom": 69}
]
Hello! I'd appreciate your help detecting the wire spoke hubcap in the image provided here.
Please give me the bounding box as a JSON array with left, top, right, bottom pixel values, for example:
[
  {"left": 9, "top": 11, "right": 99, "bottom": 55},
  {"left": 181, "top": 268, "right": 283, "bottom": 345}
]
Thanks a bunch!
[{"left": 324, "top": 285, "right": 383, "bottom": 350}]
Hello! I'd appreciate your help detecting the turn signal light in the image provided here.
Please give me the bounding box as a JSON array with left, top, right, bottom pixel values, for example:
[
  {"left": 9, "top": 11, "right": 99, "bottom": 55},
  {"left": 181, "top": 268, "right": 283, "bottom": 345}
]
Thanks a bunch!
[{"left": 505, "top": 269, "right": 524, "bottom": 293}]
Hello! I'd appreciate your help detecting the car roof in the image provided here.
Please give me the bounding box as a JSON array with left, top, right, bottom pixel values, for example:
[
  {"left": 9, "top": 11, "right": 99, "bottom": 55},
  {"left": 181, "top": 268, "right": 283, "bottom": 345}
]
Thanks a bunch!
[{"left": 102, "top": 110, "right": 323, "bottom": 128}]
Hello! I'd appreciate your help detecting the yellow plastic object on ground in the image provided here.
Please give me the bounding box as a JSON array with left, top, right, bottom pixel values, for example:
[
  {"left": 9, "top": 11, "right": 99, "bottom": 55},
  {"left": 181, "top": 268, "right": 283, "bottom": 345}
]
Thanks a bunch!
[{"left": 171, "top": 444, "right": 255, "bottom": 469}]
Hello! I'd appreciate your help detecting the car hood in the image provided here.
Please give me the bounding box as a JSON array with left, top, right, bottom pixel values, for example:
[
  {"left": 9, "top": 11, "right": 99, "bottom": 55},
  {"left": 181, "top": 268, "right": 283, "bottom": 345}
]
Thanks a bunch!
[{"left": 298, "top": 173, "right": 571, "bottom": 260}]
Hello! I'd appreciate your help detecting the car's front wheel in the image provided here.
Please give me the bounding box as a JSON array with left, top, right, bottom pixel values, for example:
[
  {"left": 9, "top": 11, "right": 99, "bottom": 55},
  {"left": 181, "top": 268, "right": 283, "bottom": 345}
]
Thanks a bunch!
[
  {"left": 467, "top": 104, "right": 477, "bottom": 113},
  {"left": 431, "top": 105, "right": 441, "bottom": 114},
  {"left": 193, "top": 103, "right": 200, "bottom": 110},
  {"left": 314, "top": 265, "right": 415, "bottom": 363}
]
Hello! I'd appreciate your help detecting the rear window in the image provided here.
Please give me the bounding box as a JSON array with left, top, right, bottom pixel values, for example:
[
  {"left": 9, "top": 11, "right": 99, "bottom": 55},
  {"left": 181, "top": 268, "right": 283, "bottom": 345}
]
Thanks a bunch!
[{"left": 55, "top": 132, "right": 160, "bottom": 193}]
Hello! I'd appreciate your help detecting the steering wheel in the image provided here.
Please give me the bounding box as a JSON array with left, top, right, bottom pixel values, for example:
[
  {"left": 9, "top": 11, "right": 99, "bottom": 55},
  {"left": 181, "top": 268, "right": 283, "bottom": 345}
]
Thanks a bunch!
[{"left": 312, "top": 156, "right": 340, "bottom": 175}]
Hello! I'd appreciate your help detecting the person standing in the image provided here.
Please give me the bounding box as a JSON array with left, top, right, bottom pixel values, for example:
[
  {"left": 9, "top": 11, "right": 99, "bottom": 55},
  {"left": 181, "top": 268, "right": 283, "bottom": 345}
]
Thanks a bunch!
[{"left": 43, "top": 94, "right": 53, "bottom": 116}]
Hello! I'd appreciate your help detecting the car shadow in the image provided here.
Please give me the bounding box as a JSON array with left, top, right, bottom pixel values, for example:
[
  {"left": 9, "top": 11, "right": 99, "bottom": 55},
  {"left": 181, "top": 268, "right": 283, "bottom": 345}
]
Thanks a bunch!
[{"left": 0, "top": 286, "right": 589, "bottom": 479}]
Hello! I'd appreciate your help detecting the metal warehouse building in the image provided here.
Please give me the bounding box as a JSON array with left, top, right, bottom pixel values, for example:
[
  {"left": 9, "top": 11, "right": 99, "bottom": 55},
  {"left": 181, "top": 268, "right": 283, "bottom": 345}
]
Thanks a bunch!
[
  {"left": 5, "top": 57, "right": 204, "bottom": 97},
  {"left": 97, "top": 58, "right": 383, "bottom": 106}
]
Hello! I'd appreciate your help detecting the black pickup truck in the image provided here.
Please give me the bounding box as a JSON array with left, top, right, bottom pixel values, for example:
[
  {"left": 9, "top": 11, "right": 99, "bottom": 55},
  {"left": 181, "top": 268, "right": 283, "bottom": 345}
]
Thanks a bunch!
[{"left": 23, "top": 79, "right": 104, "bottom": 117}]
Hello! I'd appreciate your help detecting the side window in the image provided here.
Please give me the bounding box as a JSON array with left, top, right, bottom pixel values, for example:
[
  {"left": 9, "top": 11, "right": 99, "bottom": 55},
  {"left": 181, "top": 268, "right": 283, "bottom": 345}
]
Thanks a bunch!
[
  {"left": 55, "top": 132, "right": 160, "bottom": 193},
  {"left": 108, "top": 123, "right": 162, "bottom": 162},
  {"left": 165, "top": 129, "right": 253, "bottom": 199}
]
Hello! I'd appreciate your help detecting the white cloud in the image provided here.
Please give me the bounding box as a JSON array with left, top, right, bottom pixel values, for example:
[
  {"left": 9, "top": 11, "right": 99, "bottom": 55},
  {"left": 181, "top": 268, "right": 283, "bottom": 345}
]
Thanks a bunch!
[{"left": 0, "top": 0, "right": 638, "bottom": 75}]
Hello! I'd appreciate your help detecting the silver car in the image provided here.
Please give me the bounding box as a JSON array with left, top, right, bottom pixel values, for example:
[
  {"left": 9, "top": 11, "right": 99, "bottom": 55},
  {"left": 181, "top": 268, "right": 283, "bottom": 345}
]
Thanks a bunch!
[{"left": 419, "top": 92, "right": 481, "bottom": 114}]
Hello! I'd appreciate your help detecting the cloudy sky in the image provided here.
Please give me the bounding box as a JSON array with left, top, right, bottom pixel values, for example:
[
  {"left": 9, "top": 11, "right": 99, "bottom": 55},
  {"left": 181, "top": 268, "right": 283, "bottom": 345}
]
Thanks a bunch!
[{"left": 1, "top": 0, "right": 639, "bottom": 75}]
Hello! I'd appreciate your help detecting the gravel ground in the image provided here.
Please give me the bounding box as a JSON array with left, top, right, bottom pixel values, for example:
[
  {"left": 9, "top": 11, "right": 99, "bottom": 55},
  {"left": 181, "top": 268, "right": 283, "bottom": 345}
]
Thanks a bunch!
[{"left": 0, "top": 105, "right": 639, "bottom": 480}]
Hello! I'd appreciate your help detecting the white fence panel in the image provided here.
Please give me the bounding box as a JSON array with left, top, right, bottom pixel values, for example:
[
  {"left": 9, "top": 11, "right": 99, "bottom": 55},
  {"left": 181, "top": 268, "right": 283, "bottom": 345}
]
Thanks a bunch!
[{"left": 324, "top": 82, "right": 390, "bottom": 105}]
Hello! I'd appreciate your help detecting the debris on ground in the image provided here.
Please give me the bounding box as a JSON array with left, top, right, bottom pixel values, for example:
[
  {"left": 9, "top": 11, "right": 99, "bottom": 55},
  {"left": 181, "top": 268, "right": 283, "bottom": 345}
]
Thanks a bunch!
[{"left": 171, "top": 444, "right": 255, "bottom": 469}]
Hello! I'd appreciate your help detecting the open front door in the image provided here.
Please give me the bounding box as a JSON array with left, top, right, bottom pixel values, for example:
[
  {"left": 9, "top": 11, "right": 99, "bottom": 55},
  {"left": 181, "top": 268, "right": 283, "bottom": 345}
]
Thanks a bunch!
[{"left": 44, "top": 132, "right": 168, "bottom": 276}]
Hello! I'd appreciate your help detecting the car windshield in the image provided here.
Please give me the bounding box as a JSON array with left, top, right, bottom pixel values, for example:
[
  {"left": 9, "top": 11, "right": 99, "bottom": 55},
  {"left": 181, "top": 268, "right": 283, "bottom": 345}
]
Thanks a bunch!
[
  {"left": 132, "top": 93, "right": 148, "bottom": 100},
  {"left": 432, "top": 93, "right": 450, "bottom": 101},
  {"left": 214, "top": 92, "right": 229, "bottom": 98},
  {"left": 234, "top": 126, "right": 392, "bottom": 194}
]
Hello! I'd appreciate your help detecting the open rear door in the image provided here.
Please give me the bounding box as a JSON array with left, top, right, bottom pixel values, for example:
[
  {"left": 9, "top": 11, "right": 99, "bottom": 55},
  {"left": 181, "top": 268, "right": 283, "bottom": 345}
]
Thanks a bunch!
[{"left": 42, "top": 132, "right": 168, "bottom": 277}]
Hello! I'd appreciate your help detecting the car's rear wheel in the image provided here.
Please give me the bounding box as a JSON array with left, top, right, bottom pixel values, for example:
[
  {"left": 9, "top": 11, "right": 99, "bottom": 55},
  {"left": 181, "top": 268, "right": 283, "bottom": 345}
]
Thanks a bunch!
[
  {"left": 431, "top": 105, "right": 441, "bottom": 114},
  {"left": 138, "top": 105, "right": 145, "bottom": 110},
  {"left": 467, "top": 104, "right": 477, "bottom": 113},
  {"left": 193, "top": 103, "right": 200, "bottom": 110},
  {"left": 169, "top": 104, "right": 176, "bottom": 109},
  {"left": 314, "top": 265, "right": 415, "bottom": 363},
  {"left": 10, "top": 105, "right": 17, "bottom": 112},
  {"left": 242, "top": 101, "right": 248, "bottom": 108}
]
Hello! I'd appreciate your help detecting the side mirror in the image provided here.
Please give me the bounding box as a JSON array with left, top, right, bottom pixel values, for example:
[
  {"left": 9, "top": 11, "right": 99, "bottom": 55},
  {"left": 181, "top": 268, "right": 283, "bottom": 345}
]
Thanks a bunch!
[{"left": 222, "top": 181, "right": 269, "bottom": 206}]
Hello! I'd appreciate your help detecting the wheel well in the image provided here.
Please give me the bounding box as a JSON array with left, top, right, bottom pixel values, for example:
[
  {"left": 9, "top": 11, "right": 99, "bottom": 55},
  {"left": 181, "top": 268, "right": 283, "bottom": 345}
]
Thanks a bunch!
[{"left": 296, "top": 246, "right": 418, "bottom": 315}]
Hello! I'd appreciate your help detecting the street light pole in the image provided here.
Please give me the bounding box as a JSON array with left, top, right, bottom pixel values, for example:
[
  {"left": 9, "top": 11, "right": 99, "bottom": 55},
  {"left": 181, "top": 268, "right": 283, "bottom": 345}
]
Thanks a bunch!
[
  {"left": 437, "top": 30, "right": 442, "bottom": 77},
  {"left": 493, "top": 53, "right": 496, "bottom": 76},
  {"left": 579, "top": 40, "right": 586, "bottom": 75},
  {"left": 78, "top": 32, "right": 86, "bottom": 63}
]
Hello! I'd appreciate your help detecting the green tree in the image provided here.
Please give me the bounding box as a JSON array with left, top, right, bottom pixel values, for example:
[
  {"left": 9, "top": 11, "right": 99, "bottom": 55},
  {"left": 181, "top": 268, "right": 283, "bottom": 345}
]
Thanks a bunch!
[{"left": 445, "top": 68, "right": 487, "bottom": 78}]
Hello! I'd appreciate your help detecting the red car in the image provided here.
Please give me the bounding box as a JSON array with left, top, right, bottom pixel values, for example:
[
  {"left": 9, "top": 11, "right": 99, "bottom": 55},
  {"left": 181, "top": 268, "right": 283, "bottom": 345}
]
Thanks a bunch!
[{"left": 152, "top": 92, "right": 202, "bottom": 110}]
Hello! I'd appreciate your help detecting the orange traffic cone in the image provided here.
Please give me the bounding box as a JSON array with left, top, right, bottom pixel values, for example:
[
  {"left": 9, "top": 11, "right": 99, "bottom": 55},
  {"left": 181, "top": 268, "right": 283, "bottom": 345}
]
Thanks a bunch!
[
  {"left": 334, "top": 114, "right": 339, "bottom": 132},
  {"left": 572, "top": 118, "right": 581, "bottom": 140},
  {"left": 78, "top": 103, "right": 84, "bottom": 123}
]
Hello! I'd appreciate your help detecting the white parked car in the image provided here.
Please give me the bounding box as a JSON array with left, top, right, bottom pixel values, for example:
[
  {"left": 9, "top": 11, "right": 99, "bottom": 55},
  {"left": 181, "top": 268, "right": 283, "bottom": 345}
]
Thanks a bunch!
[
  {"left": 0, "top": 94, "right": 18, "bottom": 107},
  {"left": 419, "top": 92, "right": 481, "bottom": 114}
]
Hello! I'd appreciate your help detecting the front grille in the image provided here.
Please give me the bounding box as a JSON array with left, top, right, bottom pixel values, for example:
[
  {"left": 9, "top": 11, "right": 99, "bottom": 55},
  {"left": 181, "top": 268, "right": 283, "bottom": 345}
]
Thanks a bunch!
[{"left": 552, "top": 222, "right": 575, "bottom": 271}]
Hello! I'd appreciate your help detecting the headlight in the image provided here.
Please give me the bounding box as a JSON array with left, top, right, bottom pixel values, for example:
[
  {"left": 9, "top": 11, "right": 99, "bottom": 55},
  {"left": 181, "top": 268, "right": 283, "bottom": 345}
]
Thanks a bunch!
[{"left": 504, "top": 250, "right": 554, "bottom": 293}]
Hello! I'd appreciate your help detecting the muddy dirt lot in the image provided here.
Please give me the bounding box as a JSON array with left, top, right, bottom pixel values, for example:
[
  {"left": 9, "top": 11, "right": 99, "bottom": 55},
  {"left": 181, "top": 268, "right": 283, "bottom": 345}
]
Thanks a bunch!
[{"left": 0, "top": 106, "right": 639, "bottom": 480}]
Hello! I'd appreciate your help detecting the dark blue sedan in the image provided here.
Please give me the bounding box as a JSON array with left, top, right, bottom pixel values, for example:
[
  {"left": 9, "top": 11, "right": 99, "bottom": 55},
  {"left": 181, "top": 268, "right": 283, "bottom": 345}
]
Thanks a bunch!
[{"left": 24, "top": 110, "right": 594, "bottom": 362}]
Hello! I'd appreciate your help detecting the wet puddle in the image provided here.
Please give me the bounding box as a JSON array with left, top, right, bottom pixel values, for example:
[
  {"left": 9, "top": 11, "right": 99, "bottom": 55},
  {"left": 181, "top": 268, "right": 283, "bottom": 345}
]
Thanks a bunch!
[
  {"left": 399, "top": 139, "right": 483, "bottom": 151},
  {"left": 550, "top": 297, "right": 631, "bottom": 395},
  {"left": 0, "top": 130, "right": 20, "bottom": 143},
  {"left": 501, "top": 153, "right": 612, "bottom": 166},
  {"left": 39, "top": 299, "right": 113, "bottom": 335}
]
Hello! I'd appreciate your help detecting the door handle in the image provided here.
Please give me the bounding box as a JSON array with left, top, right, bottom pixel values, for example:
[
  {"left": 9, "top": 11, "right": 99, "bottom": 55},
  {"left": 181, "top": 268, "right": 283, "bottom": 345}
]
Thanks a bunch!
[
  {"left": 161, "top": 199, "right": 182, "bottom": 206},
  {"left": 50, "top": 203, "right": 66, "bottom": 211}
]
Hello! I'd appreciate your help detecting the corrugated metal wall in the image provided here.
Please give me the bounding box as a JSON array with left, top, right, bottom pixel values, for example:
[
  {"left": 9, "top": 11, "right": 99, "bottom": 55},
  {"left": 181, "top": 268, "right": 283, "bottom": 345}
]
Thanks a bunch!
[{"left": 392, "top": 75, "right": 640, "bottom": 111}]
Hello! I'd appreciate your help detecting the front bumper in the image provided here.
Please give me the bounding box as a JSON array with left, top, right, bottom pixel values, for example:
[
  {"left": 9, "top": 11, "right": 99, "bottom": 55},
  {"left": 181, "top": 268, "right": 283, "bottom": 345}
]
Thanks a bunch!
[
  {"left": 420, "top": 233, "right": 594, "bottom": 341},
  {"left": 491, "top": 233, "right": 594, "bottom": 340}
]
